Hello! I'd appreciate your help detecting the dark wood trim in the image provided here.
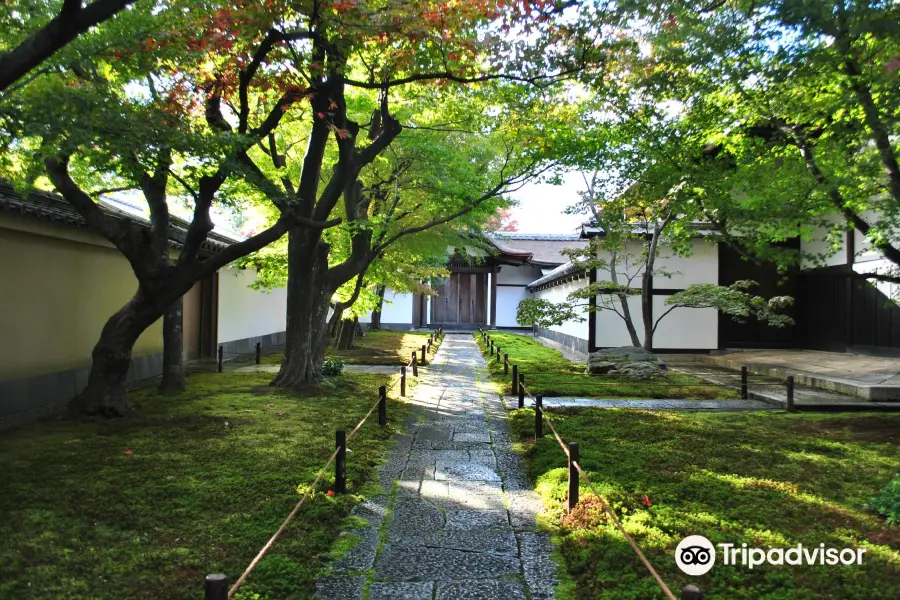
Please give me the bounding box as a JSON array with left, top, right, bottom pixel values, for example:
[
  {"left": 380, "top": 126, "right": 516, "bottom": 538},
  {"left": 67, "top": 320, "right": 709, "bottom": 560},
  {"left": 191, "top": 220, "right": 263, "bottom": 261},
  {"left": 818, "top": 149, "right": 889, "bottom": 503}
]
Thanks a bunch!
[
  {"left": 489, "top": 266, "right": 497, "bottom": 327},
  {"left": 650, "top": 288, "right": 686, "bottom": 295},
  {"left": 846, "top": 228, "right": 856, "bottom": 265},
  {"left": 588, "top": 267, "right": 597, "bottom": 352},
  {"left": 717, "top": 242, "right": 725, "bottom": 351},
  {"left": 496, "top": 283, "right": 528, "bottom": 288},
  {"left": 447, "top": 266, "right": 490, "bottom": 274}
]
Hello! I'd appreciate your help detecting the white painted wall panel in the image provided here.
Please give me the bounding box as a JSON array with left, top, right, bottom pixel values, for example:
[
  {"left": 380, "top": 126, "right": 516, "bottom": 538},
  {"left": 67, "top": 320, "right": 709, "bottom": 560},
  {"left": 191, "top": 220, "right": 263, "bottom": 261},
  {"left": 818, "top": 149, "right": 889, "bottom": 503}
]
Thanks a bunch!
[
  {"left": 801, "top": 214, "right": 846, "bottom": 268},
  {"left": 358, "top": 289, "right": 413, "bottom": 325},
  {"left": 595, "top": 295, "right": 645, "bottom": 348},
  {"left": 652, "top": 296, "right": 718, "bottom": 349},
  {"left": 854, "top": 258, "right": 899, "bottom": 304},
  {"left": 533, "top": 279, "right": 589, "bottom": 340},
  {"left": 217, "top": 267, "right": 287, "bottom": 343},
  {"left": 497, "top": 264, "right": 543, "bottom": 284},
  {"left": 496, "top": 286, "right": 529, "bottom": 327},
  {"left": 652, "top": 239, "right": 718, "bottom": 288}
]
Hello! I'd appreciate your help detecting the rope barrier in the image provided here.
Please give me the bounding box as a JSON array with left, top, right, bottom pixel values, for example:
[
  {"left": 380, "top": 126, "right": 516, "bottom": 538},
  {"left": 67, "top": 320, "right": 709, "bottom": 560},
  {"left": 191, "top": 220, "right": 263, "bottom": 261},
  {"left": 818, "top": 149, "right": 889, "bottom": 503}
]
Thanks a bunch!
[{"left": 228, "top": 391, "right": 385, "bottom": 597}]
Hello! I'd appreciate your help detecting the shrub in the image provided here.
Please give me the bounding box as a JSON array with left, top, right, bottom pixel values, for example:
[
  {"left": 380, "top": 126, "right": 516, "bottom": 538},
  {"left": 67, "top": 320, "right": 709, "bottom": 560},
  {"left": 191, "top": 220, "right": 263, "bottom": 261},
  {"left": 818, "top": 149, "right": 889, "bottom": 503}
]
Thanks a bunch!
[
  {"left": 322, "top": 356, "right": 345, "bottom": 377},
  {"left": 867, "top": 474, "right": 900, "bottom": 524}
]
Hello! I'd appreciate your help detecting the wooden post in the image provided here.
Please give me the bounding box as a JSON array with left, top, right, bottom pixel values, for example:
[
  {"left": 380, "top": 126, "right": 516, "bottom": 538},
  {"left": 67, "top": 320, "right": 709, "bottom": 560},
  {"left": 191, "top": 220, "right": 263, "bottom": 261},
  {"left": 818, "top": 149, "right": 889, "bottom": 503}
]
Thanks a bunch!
[
  {"left": 335, "top": 430, "right": 346, "bottom": 493},
  {"left": 511, "top": 364, "right": 518, "bottom": 395},
  {"left": 420, "top": 345, "right": 426, "bottom": 366},
  {"left": 535, "top": 395, "right": 543, "bottom": 439},
  {"left": 427, "top": 338, "right": 432, "bottom": 352},
  {"left": 681, "top": 584, "right": 702, "bottom": 600},
  {"left": 518, "top": 374, "right": 525, "bottom": 409},
  {"left": 255, "top": 342, "right": 261, "bottom": 364},
  {"left": 495, "top": 346, "right": 501, "bottom": 362},
  {"left": 400, "top": 366, "right": 407, "bottom": 397},
  {"left": 412, "top": 353, "right": 418, "bottom": 377},
  {"left": 568, "top": 442, "right": 579, "bottom": 512},
  {"left": 504, "top": 354, "right": 509, "bottom": 376},
  {"left": 204, "top": 574, "right": 228, "bottom": 600},
  {"left": 740, "top": 366, "right": 748, "bottom": 400},
  {"left": 378, "top": 384, "right": 387, "bottom": 426},
  {"left": 786, "top": 375, "right": 795, "bottom": 412},
  {"left": 217, "top": 346, "right": 223, "bottom": 373},
  {"left": 490, "top": 339, "right": 494, "bottom": 356}
]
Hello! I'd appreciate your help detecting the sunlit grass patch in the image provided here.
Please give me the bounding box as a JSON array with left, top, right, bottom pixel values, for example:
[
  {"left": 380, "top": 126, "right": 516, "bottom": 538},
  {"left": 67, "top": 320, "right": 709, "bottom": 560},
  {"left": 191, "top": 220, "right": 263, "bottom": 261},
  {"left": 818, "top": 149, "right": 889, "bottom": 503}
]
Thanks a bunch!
[
  {"left": 508, "top": 407, "right": 900, "bottom": 599},
  {"left": 0, "top": 371, "right": 408, "bottom": 600},
  {"left": 475, "top": 332, "right": 737, "bottom": 399}
]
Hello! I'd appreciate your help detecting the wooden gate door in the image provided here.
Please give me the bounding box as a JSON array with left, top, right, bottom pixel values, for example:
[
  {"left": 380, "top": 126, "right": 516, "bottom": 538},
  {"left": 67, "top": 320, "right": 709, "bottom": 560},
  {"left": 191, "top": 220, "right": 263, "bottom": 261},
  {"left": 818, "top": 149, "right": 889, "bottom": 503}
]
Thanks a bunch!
[{"left": 430, "top": 273, "right": 486, "bottom": 327}]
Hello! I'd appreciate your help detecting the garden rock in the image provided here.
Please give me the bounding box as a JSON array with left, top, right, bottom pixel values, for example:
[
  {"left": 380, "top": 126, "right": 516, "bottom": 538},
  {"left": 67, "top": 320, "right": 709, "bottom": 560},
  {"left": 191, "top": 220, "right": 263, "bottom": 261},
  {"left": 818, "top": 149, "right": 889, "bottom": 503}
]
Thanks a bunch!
[
  {"left": 610, "top": 361, "right": 665, "bottom": 380},
  {"left": 586, "top": 346, "right": 667, "bottom": 375}
]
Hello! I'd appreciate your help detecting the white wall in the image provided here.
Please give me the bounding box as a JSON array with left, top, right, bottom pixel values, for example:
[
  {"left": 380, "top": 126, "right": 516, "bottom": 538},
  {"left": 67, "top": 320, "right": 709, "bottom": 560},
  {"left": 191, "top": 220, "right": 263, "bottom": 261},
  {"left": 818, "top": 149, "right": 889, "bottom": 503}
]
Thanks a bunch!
[
  {"left": 358, "top": 289, "right": 414, "bottom": 325},
  {"left": 495, "top": 264, "right": 543, "bottom": 327},
  {"left": 595, "top": 295, "right": 645, "bottom": 347},
  {"left": 496, "top": 286, "right": 529, "bottom": 327},
  {"left": 652, "top": 239, "right": 718, "bottom": 288},
  {"left": 800, "top": 214, "right": 847, "bottom": 268},
  {"left": 533, "top": 279, "right": 589, "bottom": 341},
  {"left": 652, "top": 296, "right": 718, "bottom": 349},
  {"left": 217, "top": 267, "right": 287, "bottom": 343}
]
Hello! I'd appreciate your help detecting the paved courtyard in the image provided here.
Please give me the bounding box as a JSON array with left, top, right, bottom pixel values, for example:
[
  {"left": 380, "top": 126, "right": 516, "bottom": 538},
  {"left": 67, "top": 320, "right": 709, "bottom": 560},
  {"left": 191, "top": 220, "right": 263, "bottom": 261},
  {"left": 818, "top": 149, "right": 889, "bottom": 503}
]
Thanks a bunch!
[{"left": 315, "top": 334, "right": 558, "bottom": 599}]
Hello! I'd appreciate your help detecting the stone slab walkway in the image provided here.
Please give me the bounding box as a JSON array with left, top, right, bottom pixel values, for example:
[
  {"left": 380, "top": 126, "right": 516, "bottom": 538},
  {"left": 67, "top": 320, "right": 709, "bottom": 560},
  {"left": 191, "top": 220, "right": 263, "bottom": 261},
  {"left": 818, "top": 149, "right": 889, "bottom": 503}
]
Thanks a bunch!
[{"left": 316, "top": 334, "right": 557, "bottom": 600}]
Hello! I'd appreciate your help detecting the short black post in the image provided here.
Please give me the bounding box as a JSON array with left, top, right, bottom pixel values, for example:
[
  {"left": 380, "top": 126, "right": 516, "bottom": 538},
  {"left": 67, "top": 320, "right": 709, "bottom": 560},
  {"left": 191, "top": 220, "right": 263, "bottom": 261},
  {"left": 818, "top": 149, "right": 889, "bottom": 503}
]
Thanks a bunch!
[
  {"left": 504, "top": 353, "right": 509, "bottom": 376},
  {"left": 740, "top": 366, "right": 748, "bottom": 400},
  {"left": 490, "top": 339, "right": 494, "bottom": 355},
  {"left": 217, "top": 345, "right": 223, "bottom": 373},
  {"left": 535, "top": 394, "right": 543, "bottom": 438},
  {"left": 255, "top": 341, "right": 261, "bottom": 364},
  {"left": 204, "top": 573, "right": 228, "bottom": 600},
  {"left": 511, "top": 364, "right": 518, "bottom": 395},
  {"left": 568, "top": 442, "right": 579, "bottom": 512},
  {"left": 335, "top": 429, "right": 347, "bottom": 493},
  {"left": 378, "top": 384, "right": 387, "bottom": 426},
  {"left": 412, "top": 353, "right": 418, "bottom": 377},
  {"left": 681, "top": 584, "right": 702, "bottom": 600},
  {"left": 786, "top": 375, "right": 795, "bottom": 412},
  {"left": 518, "top": 374, "right": 525, "bottom": 409},
  {"left": 420, "top": 345, "right": 426, "bottom": 366},
  {"left": 495, "top": 346, "right": 501, "bottom": 362},
  {"left": 400, "top": 366, "right": 407, "bottom": 397},
  {"left": 427, "top": 338, "right": 432, "bottom": 351}
]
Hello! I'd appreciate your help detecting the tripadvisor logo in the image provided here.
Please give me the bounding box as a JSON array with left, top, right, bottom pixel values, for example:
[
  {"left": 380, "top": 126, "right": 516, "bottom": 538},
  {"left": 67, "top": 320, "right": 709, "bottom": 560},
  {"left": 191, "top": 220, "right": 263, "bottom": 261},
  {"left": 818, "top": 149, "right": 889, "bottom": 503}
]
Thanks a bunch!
[{"left": 675, "top": 535, "right": 867, "bottom": 576}]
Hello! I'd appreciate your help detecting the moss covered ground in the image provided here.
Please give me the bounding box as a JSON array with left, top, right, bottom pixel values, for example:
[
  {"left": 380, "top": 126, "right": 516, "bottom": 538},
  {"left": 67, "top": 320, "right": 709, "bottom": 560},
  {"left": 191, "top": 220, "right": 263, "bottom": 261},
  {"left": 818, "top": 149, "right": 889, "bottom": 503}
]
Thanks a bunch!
[
  {"left": 0, "top": 371, "right": 411, "bottom": 599},
  {"left": 508, "top": 407, "right": 900, "bottom": 599},
  {"left": 476, "top": 332, "right": 737, "bottom": 400}
]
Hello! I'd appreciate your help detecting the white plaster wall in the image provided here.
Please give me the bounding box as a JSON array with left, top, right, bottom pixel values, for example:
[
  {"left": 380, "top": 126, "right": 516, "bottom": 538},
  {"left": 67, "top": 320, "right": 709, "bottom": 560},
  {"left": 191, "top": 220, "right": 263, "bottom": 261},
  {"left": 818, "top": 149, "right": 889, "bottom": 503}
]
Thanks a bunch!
[
  {"left": 497, "top": 264, "right": 544, "bottom": 284},
  {"left": 801, "top": 214, "right": 846, "bottom": 268},
  {"left": 854, "top": 258, "right": 899, "bottom": 303},
  {"left": 533, "top": 279, "right": 589, "bottom": 341},
  {"left": 595, "top": 295, "right": 645, "bottom": 347},
  {"left": 217, "top": 267, "right": 287, "bottom": 343},
  {"left": 496, "top": 286, "right": 529, "bottom": 327},
  {"left": 652, "top": 239, "right": 718, "bottom": 288},
  {"left": 651, "top": 296, "right": 718, "bottom": 349},
  {"left": 594, "top": 239, "right": 644, "bottom": 288},
  {"left": 358, "top": 289, "right": 413, "bottom": 324}
]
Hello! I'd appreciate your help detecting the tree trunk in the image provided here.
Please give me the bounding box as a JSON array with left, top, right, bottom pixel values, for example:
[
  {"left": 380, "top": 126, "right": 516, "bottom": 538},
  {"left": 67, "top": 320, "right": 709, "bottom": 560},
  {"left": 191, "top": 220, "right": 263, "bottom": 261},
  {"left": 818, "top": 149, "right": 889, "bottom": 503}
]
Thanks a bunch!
[
  {"left": 159, "top": 295, "right": 185, "bottom": 393},
  {"left": 336, "top": 317, "right": 358, "bottom": 350},
  {"left": 370, "top": 285, "right": 386, "bottom": 330},
  {"left": 272, "top": 229, "right": 333, "bottom": 388},
  {"left": 69, "top": 290, "right": 159, "bottom": 417},
  {"left": 610, "top": 250, "right": 642, "bottom": 347}
]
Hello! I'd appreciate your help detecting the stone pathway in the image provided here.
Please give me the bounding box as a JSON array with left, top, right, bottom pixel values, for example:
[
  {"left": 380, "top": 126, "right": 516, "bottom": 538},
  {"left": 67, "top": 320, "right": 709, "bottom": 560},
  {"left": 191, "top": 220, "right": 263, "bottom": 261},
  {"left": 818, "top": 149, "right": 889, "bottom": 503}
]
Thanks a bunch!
[{"left": 316, "top": 334, "right": 557, "bottom": 600}]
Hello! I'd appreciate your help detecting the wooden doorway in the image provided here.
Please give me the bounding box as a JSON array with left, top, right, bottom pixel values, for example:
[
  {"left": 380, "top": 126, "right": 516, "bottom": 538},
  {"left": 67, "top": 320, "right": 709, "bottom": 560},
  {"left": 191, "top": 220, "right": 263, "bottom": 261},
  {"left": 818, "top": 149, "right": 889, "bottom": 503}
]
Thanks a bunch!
[{"left": 431, "top": 272, "right": 486, "bottom": 328}]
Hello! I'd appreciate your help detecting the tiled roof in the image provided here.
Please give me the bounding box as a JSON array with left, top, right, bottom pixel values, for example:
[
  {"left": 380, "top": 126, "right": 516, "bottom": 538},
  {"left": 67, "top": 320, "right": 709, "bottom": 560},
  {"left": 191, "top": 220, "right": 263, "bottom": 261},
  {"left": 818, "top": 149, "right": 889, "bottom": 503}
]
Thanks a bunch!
[
  {"left": 526, "top": 261, "right": 589, "bottom": 291},
  {"left": 487, "top": 232, "right": 587, "bottom": 266},
  {"left": 0, "top": 182, "right": 241, "bottom": 253}
]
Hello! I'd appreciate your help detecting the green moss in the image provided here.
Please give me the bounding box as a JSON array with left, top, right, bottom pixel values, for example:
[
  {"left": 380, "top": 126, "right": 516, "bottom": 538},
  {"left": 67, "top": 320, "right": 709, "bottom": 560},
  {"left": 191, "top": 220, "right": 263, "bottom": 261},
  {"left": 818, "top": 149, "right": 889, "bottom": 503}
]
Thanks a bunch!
[
  {"left": 475, "top": 332, "right": 736, "bottom": 399},
  {"left": 508, "top": 408, "right": 900, "bottom": 599},
  {"left": 328, "top": 330, "right": 442, "bottom": 366},
  {"left": 0, "top": 371, "right": 408, "bottom": 600},
  {"left": 328, "top": 532, "right": 363, "bottom": 561}
]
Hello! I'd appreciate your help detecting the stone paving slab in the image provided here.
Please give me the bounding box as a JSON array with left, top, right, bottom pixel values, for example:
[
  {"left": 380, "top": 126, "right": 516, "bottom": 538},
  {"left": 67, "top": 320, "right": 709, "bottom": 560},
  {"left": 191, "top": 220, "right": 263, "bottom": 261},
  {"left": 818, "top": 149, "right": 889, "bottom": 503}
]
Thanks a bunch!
[{"left": 316, "top": 335, "right": 559, "bottom": 599}]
